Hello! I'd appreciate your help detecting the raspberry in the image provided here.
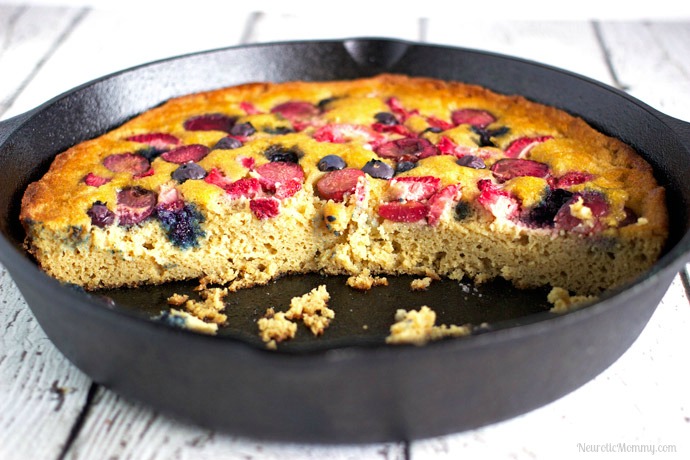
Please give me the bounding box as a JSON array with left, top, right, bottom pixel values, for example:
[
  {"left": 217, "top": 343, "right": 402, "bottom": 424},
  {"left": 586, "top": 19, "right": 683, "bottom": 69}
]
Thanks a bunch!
[{"left": 250, "top": 197, "right": 280, "bottom": 219}]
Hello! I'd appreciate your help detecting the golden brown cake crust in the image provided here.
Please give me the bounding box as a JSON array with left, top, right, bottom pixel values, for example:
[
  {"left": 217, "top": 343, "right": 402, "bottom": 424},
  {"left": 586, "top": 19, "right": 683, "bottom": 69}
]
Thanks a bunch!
[{"left": 20, "top": 74, "right": 668, "bottom": 295}]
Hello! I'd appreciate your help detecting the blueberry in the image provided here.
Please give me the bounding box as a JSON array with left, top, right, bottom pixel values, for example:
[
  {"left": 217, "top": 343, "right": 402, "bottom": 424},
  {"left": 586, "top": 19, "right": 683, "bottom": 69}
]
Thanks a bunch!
[
  {"left": 422, "top": 127, "right": 443, "bottom": 134},
  {"left": 523, "top": 188, "right": 574, "bottom": 227},
  {"left": 317, "top": 154, "right": 347, "bottom": 172},
  {"left": 87, "top": 201, "right": 115, "bottom": 228},
  {"left": 157, "top": 310, "right": 187, "bottom": 328},
  {"left": 317, "top": 97, "right": 337, "bottom": 110},
  {"left": 395, "top": 161, "right": 418, "bottom": 174},
  {"left": 171, "top": 163, "right": 207, "bottom": 183},
  {"left": 264, "top": 145, "right": 302, "bottom": 163},
  {"left": 454, "top": 201, "right": 472, "bottom": 220},
  {"left": 374, "top": 112, "right": 399, "bottom": 125},
  {"left": 137, "top": 147, "right": 166, "bottom": 162},
  {"left": 362, "top": 159, "right": 394, "bottom": 179},
  {"left": 264, "top": 126, "right": 294, "bottom": 135},
  {"left": 213, "top": 136, "right": 243, "bottom": 150},
  {"left": 471, "top": 126, "right": 509, "bottom": 147},
  {"left": 456, "top": 155, "right": 486, "bottom": 169},
  {"left": 230, "top": 122, "right": 256, "bottom": 137},
  {"left": 157, "top": 204, "right": 205, "bottom": 249}
]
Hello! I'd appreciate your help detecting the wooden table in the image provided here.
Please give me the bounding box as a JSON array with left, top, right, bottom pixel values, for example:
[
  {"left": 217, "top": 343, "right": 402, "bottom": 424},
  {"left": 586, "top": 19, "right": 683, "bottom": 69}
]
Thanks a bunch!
[{"left": 1, "top": 4, "right": 689, "bottom": 459}]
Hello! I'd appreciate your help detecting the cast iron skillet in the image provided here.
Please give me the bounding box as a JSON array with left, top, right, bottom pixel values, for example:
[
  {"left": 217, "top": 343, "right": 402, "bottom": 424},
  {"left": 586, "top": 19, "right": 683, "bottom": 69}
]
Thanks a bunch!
[{"left": 1, "top": 39, "right": 689, "bottom": 443}]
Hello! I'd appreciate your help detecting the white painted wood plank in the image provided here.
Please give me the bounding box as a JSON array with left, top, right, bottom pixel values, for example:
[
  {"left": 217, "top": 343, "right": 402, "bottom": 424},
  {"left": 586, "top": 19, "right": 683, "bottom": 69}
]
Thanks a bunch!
[
  {"left": 64, "top": 386, "right": 405, "bottom": 460},
  {"left": 0, "top": 5, "right": 84, "bottom": 117},
  {"left": 424, "top": 20, "right": 613, "bottom": 84},
  {"left": 2, "top": 7, "right": 251, "bottom": 119},
  {"left": 246, "top": 12, "right": 421, "bottom": 44},
  {"left": 0, "top": 263, "right": 93, "bottom": 460},
  {"left": 597, "top": 21, "right": 690, "bottom": 121},
  {"left": 410, "top": 275, "right": 690, "bottom": 459}
]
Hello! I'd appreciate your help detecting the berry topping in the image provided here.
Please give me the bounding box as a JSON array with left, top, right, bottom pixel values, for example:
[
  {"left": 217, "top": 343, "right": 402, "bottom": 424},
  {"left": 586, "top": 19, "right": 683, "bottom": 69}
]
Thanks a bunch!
[
  {"left": 426, "top": 184, "right": 462, "bottom": 226},
  {"left": 157, "top": 204, "right": 205, "bottom": 249},
  {"left": 316, "top": 168, "right": 365, "bottom": 202},
  {"left": 395, "top": 161, "right": 418, "bottom": 174},
  {"left": 454, "top": 201, "right": 472, "bottom": 221},
  {"left": 87, "top": 201, "right": 115, "bottom": 228},
  {"left": 183, "top": 113, "right": 236, "bottom": 132},
  {"left": 522, "top": 188, "right": 573, "bottom": 228},
  {"left": 255, "top": 161, "right": 305, "bottom": 199},
  {"left": 204, "top": 167, "right": 234, "bottom": 190},
  {"left": 554, "top": 191, "right": 609, "bottom": 234},
  {"left": 264, "top": 145, "right": 302, "bottom": 163},
  {"left": 426, "top": 116, "right": 454, "bottom": 132},
  {"left": 103, "top": 152, "right": 150, "bottom": 175},
  {"left": 375, "top": 137, "right": 438, "bottom": 160},
  {"left": 362, "top": 159, "right": 394, "bottom": 180},
  {"left": 374, "top": 112, "right": 399, "bottom": 125},
  {"left": 126, "top": 133, "right": 180, "bottom": 150},
  {"left": 386, "top": 97, "right": 419, "bottom": 121},
  {"left": 378, "top": 201, "right": 428, "bottom": 223},
  {"left": 116, "top": 186, "right": 157, "bottom": 226},
  {"left": 171, "top": 163, "right": 207, "bottom": 183},
  {"left": 451, "top": 109, "right": 496, "bottom": 128},
  {"left": 477, "top": 179, "right": 519, "bottom": 220},
  {"left": 554, "top": 171, "right": 594, "bottom": 188},
  {"left": 504, "top": 135, "right": 553, "bottom": 158},
  {"left": 471, "top": 126, "right": 510, "bottom": 147},
  {"left": 225, "top": 177, "right": 262, "bottom": 200},
  {"left": 230, "top": 122, "right": 256, "bottom": 137},
  {"left": 213, "top": 136, "right": 243, "bottom": 150},
  {"left": 250, "top": 197, "right": 280, "bottom": 219},
  {"left": 456, "top": 155, "right": 486, "bottom": 169},
  {"left": 271, "top": 101, "right": 319, "bottom": 121},
  {"left": 161, "top": 144, "right": 210, "bottom": 164},
  {"left": 264, "top": 126, "right": 294, "bottom": 135},
  {"left": 620, "top": 207, "right": 639, "bottom": 227},
  {"left": 317, "top": 97, "right": 337, "bottom": 110},
  {"left": 317, "top": 154, "right": 347, "bottom": 172},
  {"left": 83, "top": 173, "right": 111, "bottom": 187},
  {"left": 240, "top": 101, "right": 262, "bottom": 115},
  {"left": 313, "top": 123, "right": 382, "bottom": 144},
  {"left": 156, "top": 183, "right": 183, "bottom": 211},
  {"left": 387, "top": 176, "right": 441, "bottom": 202},
  {"left": 491, "top": 158, "right": 550, "bottom": 182}
]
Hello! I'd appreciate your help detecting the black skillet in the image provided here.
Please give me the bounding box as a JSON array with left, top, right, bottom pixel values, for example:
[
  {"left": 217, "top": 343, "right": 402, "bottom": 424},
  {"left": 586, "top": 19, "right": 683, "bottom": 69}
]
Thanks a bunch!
[{"left": 1, "top": 39, "right": 689, "bottom": 443}]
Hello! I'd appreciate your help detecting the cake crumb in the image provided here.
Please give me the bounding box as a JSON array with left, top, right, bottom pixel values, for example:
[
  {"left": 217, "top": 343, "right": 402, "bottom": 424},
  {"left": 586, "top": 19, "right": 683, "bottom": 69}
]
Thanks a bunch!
[
  {"left": 386, "top": 306, "right": 471, "bottom": 346},
  {"left": 159, "top": 309, "right": 218, "bottom": 335},
  {"left": 257, "top": 308, "right": 298, "bottom": 344},
  {"left": 167, "top": 293, "right": 189, "bottom": 306},
  {"left": 346, "top": 269, "right": 389, "bottom": 291},
  {"left": 285, "top": 285, "right": 334, "bottom": 336},
  {"left": 410, "top": 277, "right": 433, "bottom": 291},
  {"left": 184, "top": 287, "right": 228, "bottom": 324},
  {"left": 547, "top": 287, "right": 598, "bottom": 313}
]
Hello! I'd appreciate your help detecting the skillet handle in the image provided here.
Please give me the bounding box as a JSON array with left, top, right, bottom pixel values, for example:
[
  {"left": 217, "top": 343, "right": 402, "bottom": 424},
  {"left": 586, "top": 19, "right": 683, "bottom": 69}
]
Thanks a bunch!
[{"left": 0, "top": 111, "right": 34, "bottom": 146}]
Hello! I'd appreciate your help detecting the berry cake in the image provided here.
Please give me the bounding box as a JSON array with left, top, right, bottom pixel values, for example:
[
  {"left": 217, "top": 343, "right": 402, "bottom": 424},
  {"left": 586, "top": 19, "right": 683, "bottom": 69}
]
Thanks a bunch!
[{"left": 20, "top": 74, "right": 668, "bottom": 296}]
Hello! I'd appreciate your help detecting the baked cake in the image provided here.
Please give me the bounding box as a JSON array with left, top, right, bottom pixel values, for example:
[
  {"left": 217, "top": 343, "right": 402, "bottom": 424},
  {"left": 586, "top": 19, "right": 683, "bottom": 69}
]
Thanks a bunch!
[{"left": 20, "top": 74, "right": 668, "bottom": 296}]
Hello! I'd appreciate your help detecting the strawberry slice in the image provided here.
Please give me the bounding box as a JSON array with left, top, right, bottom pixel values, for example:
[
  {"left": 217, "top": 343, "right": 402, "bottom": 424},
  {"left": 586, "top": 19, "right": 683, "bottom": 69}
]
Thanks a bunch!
[
  {"left": 183, "top": 113, "right": 236, "bottom": 132},
  {"left": 451, "top": 109, "right": 496, "bottom": 128},
  {"left": 504, "top": 136, "right": 553, "bottom": 158},
  {"left": 126, "top": 133, "right": 180, "bottom": 150},
  {"left": 386, "top": 97, "right": 419, "bottom": 122},
  {"left": 313, "top": 123, "right": 383, "bottom": 144},
  {"left": 375, "top": 137, "right": 438, "bottom": 160},
  {"left": 490, "top": 158, "right": 550, "bottom": 182},
  {"left": 554, "top": 171, "right": 593, "bottom": 188},
  {"left": 387, "top": 176, "right": 441, "bottom": 202},
  {"left": 250, "top": 197, "right": 280, "bottom": 219},
  {"left": 225, "top": 177, "right": 262, "bottom": 200},
  {"left": 240, "top": 101, "right": 262, "bottom": 115},
  {"left": 426, "top": 116, "right": 454, "bottom": 131},
  {"left": 103, "top": 152, "right": 150, "bottom": 175},
  {"left": 255, "top": 162, "right": 304, "bottom": 199},
  {"left": 378, "top": 201, "right": 428, "bottom": 223},
  {"left": 371, "top": 122, "right": 415, "bottom": 137},
  {"left": 426, "top": 184, "right": 462, "bottom": 226},
  {"left": 83, "top": 173, "right": 111, "bottom": 187},
  {"left": 204, "top": 168, "right": 234, "bottom": 190},
  {"left": 271, "top": 101, "right": 319, "bottom": 120},
  {"left": 316, "top": 168, "right": 365, "bottom": 202},
  {"left": 476, "top": 179, "right": 519, "bottom": 220},
  {"left": 161, "top": 145, "right": 210, "bottom": 164}
]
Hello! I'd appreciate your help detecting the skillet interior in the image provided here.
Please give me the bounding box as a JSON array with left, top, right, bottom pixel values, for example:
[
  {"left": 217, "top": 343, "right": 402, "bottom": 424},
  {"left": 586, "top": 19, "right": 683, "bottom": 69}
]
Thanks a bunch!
[{"left": 1, "top": 38, "right": 689, "bottom": 442}]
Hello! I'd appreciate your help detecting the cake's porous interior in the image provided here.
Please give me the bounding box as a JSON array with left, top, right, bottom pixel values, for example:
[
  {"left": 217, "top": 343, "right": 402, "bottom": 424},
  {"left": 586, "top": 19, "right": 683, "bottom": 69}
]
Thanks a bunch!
[{"left": 20, "top": 74, "right": 668, "bottom": 296}]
